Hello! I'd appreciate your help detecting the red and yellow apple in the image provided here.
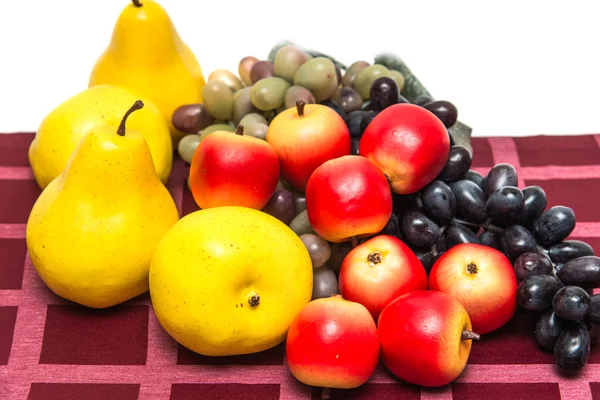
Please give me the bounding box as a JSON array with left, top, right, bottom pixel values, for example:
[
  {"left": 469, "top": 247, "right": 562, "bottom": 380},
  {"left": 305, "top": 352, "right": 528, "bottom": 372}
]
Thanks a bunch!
[
  {"left": 339, "top": 235, "right": 427, "bottom": 321},
  {"left": 378, "top": 290, "right": 478, "bottom": 387},
  {"left": 189, "top": 126, "right": 280, "bottom": 209},
  {"left": 429, "top": 243, "right": 518, "bottom": 334},
  {"left": 360, "top": 103, "right": 450, "bottom": 194},
  {"left": 286, "top": 295, "right": 380, "bottom": 390},
  {"left": 266, "top": 100, "right": 350, "bottom": 191},
  {"left": 305, "top": 155, "right": 393, "bottom": 243}
]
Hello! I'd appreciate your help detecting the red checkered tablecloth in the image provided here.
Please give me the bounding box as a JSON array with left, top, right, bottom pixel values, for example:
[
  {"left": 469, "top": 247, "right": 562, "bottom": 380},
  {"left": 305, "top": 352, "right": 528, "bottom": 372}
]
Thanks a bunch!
[{"left": 1, "top": 133, "right": 600, "bottom": 400}]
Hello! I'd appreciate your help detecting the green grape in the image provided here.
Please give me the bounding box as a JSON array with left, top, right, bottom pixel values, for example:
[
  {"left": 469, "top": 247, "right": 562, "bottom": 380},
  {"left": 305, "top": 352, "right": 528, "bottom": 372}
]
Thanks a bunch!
[
  {"left": 353, "top": 64, "right": 390, "bottom": 100},
  {"left": 250, "top": 77, "right": 290, "bottom": 111},
  {"left": 242, "top": 122, "right": 268, "bottom": 140},
  {"left": 274, "top": 44, "right": 310, "bottom": 83},
  {"left": 177, "top": 134, "right": 200, "bottom": 164},
  {"left": 342, "top": 60, "right": 370, "bottom": 87},
  {"left": 232, "top": 87, "right": 259, "bottom": 125},
  {"left": 208, "top": 69, "right": 243, "bottom": 92},
  {"left": 290, "top": 210, "right": 316, "bottom": 236},
  {"left": 388, "top": 70, "right": 405, "bottom": 92},
  {"left": 293, "top": 57, "right": 337, "bottom": 99},
  {"left": 239, "top": 112, "right": 268, "bottom": 126},
  {"left": 239, "top": 56, "right": 258, "bottom": 86},
  {"left": 202, "top": 80, "right": 234, "bottom": 121}
]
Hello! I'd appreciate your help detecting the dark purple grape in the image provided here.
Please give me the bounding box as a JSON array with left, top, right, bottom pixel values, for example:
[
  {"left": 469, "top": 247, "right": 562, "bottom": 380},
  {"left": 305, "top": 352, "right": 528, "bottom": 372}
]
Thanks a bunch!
[
  {"left": 300, "top": 234, "right": 331, "bottom": 268},
  {"left": 585, "top": 294, "right": 600, "bottom": 325},
  {"left": 312, "top": 267, "right": 339, "bottom": 300},
  {"left": 413, "top": 248, "right": 443, "bottom": 274},
  {"left": 516, "top": 275, "right": 563, "bottom": 311},
  {"left": 479, "top": 230, "right": 501, "bottom": 250},
  {"left": 535, "top": 309, "right": 567, "bottom": 351},
  {"left": 514, "top": 252, "right": 553, "bottom": 281},
  {"left": 328, "top": 241, "right": 353, "bottom": 273},
  {"left": 379, "top": 214, "right": 399, "bottom": 236},
  {"left": 344, "top": 110, "right": 369, "bottom": 139},
  {"left": 588, "top": 323, "right": 598, "bottom": 345},
  {"left": 359, "top": 111, "right": 378, "bottom": 134},
  {"left": 501, "top": 225, "right": 538, "bottom": 261},
  {"left": 369, "top": 77, "right": 399, "bottom": 111},
  {"left": 548, "top": 240, "right": 595, "bottom": 264},
  {"left": 320, "top": 99, "right": 346, "bottom": 119},
  {"left": 350, "top": 139, "right": 360, "bottom": 155},
  {"left": 400, "top": 210, "right": 442, "bottom": 248},
  {"left": 465, "top": 170, "right": 485, "bottom": 190},
  {"left": 172, "top": 104, "right": 215, "bottom": 133},
  {"left": 552, "top": 286, "right": 590, "bottom": 320},
  {"left": 413, "top": 95, "right": 433, "bottom": 106},
  {"left": 437, "top": 145, "right": 472, "bottom": 183},
  {"left": 445, "top": 222, "right": 479, "bottom": 249},
  {"left": 532, "top": 206, "right": 576, "bottom": 247},
  {"left": 485, "top": 163, "right": 518, "bottom": 197},
  {"left": 450, "top": 180, "right": 487, "bottom": 224},
  {"left": 554, "top": 321, "right": 590, "bottom": 374},
  {"left": 485, "top": 186, "right": 524, "bottom": 227},
  {"left": 292, "top": 190, "right": 306, "bottom": 214},
  {"left": 332, "top": 87, "right": 362, "bottom": 114},
  {"left": 556, "top": 256, "right": 600, "bottom": 287},
  {"left": 522, "top": 186, "right": 547, "bottom": 225},
  {"left": 421, "top": 181, "right": 456, "bottom": 226},
  {"left": 262, "top": 188, "right": 296, "bottom": 225},
  {"left": 423, "top": 100, "right": 458, "bottom": 128}
]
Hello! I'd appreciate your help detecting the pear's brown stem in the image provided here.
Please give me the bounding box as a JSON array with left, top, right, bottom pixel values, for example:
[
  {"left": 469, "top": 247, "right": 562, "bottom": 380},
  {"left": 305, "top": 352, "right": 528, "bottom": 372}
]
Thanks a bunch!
[
  {"left": 235, "top": 125, "right": 244, "bottom": 136},
  {"left": 296, "top": 100, "right": 306, "bottom": 116},
  {"left": 461, "top": 330, "right": 481, "bottom": 341},
  {"left": 132, "top": 0, "right": 142, "bottom": 7},
  {"left": 117, "top": 100, "right": 144, "bottom": 136},
  {"left": 350, "top": 236, "right": 360, "bottom": 248},
  {"left": 321, "top": 387, "right": 332, "bottom": 400}
]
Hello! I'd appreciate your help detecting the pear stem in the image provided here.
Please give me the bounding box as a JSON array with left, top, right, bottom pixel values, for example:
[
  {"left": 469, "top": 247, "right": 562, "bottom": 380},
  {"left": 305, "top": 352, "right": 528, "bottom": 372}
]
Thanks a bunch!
[
  {"left": 132, "top": 0, "right": 142, "bottom": 7},
  {"left": 117, "top": 100, "right": 144, "bottom": 136},
  {"left": 296, "top": 100, "right": 305, "bottom": 117},
  {"left": 461, "top": 330, "right": 481, "bottom": 341},
  {"left": 235, "top": 125, "right": 244, "bottom": 136}
]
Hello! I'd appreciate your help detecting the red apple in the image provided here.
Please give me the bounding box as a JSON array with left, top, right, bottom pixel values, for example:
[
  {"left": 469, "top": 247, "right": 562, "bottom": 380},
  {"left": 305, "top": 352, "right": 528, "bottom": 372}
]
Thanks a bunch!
[
  {"left": 305, "top": 155, "right": 393, "bottom": 243},
  {"left": 429, "top": 243, "right": 518, "bottom": 335},
  {"left": 286, "top": 295, "right": 380, "bottom": 391},
  {"left": 378, "top": 290, "right": 478, "bottom": 387},
  {"left": 189, "top": 126, "right": 279, "bottom": 209},
  {"left": 360, "top": 103, "right": 449, "bottom": 194},
  {"left": 339, "top": 234, "right": 427, "bottom": 321},
  {"left": 266, "top": 100, "right": 350, "bottom": 191}
]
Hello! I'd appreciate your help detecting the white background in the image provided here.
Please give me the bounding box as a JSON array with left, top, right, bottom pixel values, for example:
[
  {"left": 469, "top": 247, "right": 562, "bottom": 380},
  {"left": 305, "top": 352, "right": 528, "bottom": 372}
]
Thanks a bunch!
[{"left": 0, "top": 0, "right": 599, "bottom": 137}]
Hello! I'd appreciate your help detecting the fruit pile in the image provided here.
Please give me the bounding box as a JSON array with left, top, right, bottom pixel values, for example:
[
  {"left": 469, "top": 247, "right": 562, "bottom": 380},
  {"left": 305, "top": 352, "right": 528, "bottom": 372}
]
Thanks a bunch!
[{"left": 21, "top": 0, "right": 599, "bottom": 397}]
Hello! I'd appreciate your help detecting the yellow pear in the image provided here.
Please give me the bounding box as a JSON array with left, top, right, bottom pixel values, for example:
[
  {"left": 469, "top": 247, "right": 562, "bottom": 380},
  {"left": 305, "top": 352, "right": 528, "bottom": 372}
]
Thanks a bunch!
[
  {"left": 26, "top": 101, "right": 180, "bottom": 309},
  {"left": 89, "top": 0, "right": 206, "bottom": 145},
  {"left": 29, "top": 84, "right": 172, "bottom": 190}
]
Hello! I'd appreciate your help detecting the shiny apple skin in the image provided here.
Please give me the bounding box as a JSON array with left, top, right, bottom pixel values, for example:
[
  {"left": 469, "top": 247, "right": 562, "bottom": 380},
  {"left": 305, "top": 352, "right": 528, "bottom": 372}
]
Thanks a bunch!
[
  {"left": 305, "top": 155, "right": 393, "bottom": 243},
  {"left": 266, "top": 103, "right": 351, "bottom": 191},
  {"left": 378, "top": 290, "right": 474, "bottom": 387},
  {"left": 359, "top": 103, "right": 450, "bottom": 194},
  {"left": 429, "top": 243, "right": 518, "bottom": 334},
  {"left": 286, "top": 296, "right": 380, "bottom": 389},
  {"left": 189, "top": 130, "right": 280, "bottom": 209},
  {"left": 339, "top": 235, "right": 427, "bottom": 321}
]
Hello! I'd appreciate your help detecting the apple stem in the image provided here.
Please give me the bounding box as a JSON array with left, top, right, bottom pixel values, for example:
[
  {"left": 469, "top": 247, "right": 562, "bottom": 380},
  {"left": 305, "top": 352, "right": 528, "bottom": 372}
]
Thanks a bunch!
[
  {"left": 117, "top": 100, "right": 144, "bottom": 136},
  {"left": 131, "top": 0, "right": 142, "bottom": 6},
  {"left": 235, "top": 125, "right": 244, "bottom": 136},
  {"left": 461, "top": 330, "right": 481, "bottom": 341},
  {"left": 248, "top": 293, "right": 260, "bottom": 307},
  {"left": 321, "top": 387, "right": 332, "bottom": 400},
  {"left": 350, "top": 236, "right": 359, "bottom": 248},
  {"left": 296, "top": 100, "right": 306, "bottom": 116}
]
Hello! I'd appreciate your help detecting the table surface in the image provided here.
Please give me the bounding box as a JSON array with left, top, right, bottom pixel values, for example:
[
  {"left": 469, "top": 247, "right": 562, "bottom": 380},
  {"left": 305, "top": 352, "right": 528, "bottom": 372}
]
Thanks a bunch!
[{"left": 1, "top": 133, "right": 600, "bottom": 400}]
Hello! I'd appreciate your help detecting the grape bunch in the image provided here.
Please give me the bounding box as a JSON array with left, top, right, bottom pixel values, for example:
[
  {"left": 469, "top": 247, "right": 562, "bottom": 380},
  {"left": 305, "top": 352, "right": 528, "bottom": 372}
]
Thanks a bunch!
[{"left": 171, "top": 44, "right": 410, "bottom": 164}]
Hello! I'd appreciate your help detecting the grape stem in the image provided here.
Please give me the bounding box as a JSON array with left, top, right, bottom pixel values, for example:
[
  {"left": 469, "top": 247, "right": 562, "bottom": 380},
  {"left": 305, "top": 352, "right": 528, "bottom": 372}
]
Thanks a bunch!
[
  {"left": 321, "top": 387, "right": 332, "bottom": 400},
  {"left": 452, "top": 218, "right": 504, "bottom": 235},
  {"left": 117, "top": 100, "right": 144, "bottom": 136},
  {"left": 131, "top": 0, "right": 142, "bottom": 6},
  {"left": 461, "top": 330, "right": 481, "bottom": 341}
]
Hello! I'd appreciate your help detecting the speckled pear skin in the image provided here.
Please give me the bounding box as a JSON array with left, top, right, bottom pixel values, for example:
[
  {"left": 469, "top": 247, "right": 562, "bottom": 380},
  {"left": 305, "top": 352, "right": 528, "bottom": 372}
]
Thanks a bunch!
[{"left": 25, "top": 115, "right": 180, "bottom": 309}]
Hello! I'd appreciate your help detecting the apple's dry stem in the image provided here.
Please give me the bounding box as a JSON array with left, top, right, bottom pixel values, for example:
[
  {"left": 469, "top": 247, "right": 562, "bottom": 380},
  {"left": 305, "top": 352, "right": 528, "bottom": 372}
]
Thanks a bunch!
[
  {"left": 131, "top": 0, "right": 142, "bottom": 7},
  {"left": 296, "top": 100, "right": 306, "bottom": 117},
  {"left": 117, "top": 100, "right": 144, "bottom": 136},
  {"left": 235, "top": 125, "right": 244, "bottom": 136},
  {"left": 461, "top": 330, "right": 481, "bottom": 341},
  {"left": 367, "top": 251, "right": 382, "bottom": 266},
  {"left": 321, "top": 387, "right": 332, "bottom": 400},
  {"left": 466, "top": 262, "right": 478, "bottom": 274}
]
